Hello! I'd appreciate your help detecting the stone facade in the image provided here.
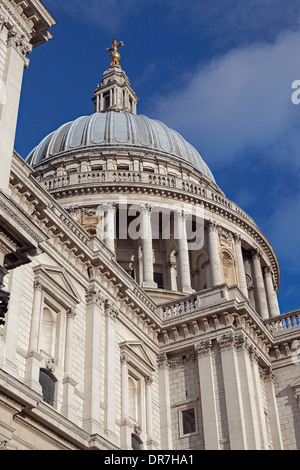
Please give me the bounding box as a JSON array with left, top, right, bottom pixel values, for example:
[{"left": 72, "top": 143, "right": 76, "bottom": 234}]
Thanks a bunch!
[{"left": 0, "top": 1, "right": 300, "bottom": 451}]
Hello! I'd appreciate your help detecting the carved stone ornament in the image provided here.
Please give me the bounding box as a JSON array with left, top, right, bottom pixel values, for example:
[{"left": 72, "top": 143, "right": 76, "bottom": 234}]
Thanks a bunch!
[
  {"left": 157, "top": 353, "right": 168, "bottom": 369},
  {"left": 45, "top": 358, "right": 55, "bottom": 373},
  {"left": 7, "top": 29, "right": 32, "bottom": 59},
  {"left": 105, "top": 300, "right": 119, "bottom": 319},
  {"left": 195, "top": 339, "right": 213, "bottom": 358},
  {"left": 168, "top": 349, "right": 196, "bottom": 369},
  {"left": 217, "top": 226, "right": 233, "bottom": 241},
  {"left": 217, "top": 333, "right": 234, "bottom": 351},
  {"left": 220, "top": 250, "right": 234, "bottom": 265},
  {"left": 66, "top": 307, "right": 76, "bottom": 319},
  {"left": 0, "top": 440, "right": 8, "bottom": 450},
  {"left": 85, "top": 287, "right": 106, "bottom": 307},
  {"left": 134, "top": 425, "right": 142, "bottom": 436}
]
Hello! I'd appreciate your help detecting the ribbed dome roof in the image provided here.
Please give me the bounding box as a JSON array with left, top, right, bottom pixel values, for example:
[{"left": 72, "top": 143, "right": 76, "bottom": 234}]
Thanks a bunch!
[{"left": 26, "top": 112, "right": 215, "bottom": 183}]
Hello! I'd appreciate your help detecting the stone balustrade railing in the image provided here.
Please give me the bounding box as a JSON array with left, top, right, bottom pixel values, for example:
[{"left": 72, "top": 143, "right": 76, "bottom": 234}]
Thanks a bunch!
[
  {"left": 39, "top": 169, "right": 254, "bottom": 225},
  {"left": 264, "top": 310, "right": 300, "bottom": 336},
  {"left": 157, "top": 284, "right": 247, "bottom": 320}
]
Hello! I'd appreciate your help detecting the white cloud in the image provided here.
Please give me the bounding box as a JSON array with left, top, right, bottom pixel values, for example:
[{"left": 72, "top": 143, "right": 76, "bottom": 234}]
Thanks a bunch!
[{"left": 150, "top": 28, "right": 300, "bottom": 170}]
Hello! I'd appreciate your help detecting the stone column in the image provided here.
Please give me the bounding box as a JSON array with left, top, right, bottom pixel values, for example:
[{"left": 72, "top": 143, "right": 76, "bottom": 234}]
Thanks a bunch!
[
  {"left": 104, "top": 301, "right": 119, "bottom": 444},
  {"left": 103, "top": 203, "right": 116, "bottom": 253},
  {"left": 145, "top": 376, "right": 154, "bottom": 447},
  {"left": 207, "top": 221, "right": 222, "bottom": 286},
  {"left": 0, "top": 27, "right": 31, "bottom": 194},
  {"left": 62, "top": 307, "right": 78, "bottom": 424},
  {"left": 195, "top": 340, "right": 220, "bottom": 450},
  {"left": 264, "top": 267, "right": 280, "bottom": 318},
  {"left": 251, "top": 250, "right": 269, "bottom": 319},
  {"left": 217, "top": 332, "right": 247, "bottom": 449},
  {"left": 25, "top": 280, "right": 44, "bottom": 392},
  {"left": 174, "top": 211, "right": 193, "bottom": 293},
  {"left": 83, "top": 288, "right": 105, "bottom": 435},
  {"left": 234, "top": 334, "right": 262, "bottom": 449},
  {"left": 120, "top": 352, "right": 131, "bottom": 449},
  {"left": 262, "top": 368, "right": 284, "bottom": 450},
  {"left": 249, "top": 349, "right": 269, "bottom": 449},
  {"left": 234, "top": 234, "right": 248, "bottom": 297},
  {"left": 157, "top": 353, "right": 172, "bottom": 449},
  {"left": 141, "top": 205, "right": 156, "bottom": 288},
  {"left": 169, "top": 258, "right": 178, "bottom": 291},
  {"left": 0, "top": 269, "right": 20, "bottom": 376}
]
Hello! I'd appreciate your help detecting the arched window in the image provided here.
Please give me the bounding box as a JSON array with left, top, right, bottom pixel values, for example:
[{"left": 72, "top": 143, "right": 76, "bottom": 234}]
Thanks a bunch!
[
  {"left": 40, "top": 307, "right": 55, "bottom": 357},
  {"left": 128, "top": 376, "right": 138, "bottom": 421},
  {"left": 39, "top": 369, "right": 56, "bottom": 406},
  {"left": 221, "top": 250, "right": 236, "bottom": 287}
]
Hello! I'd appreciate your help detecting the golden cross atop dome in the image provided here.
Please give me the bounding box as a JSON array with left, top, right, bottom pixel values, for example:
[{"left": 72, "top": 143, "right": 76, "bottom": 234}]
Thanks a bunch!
[{"left": 107, "top": 39, "right": 124, "bottom": 68}]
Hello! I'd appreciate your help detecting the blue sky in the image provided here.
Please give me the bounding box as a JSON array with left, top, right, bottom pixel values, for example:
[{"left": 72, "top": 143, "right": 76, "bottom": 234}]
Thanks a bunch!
[{"left": 14, "top": 0, "right": 300, "bottom": 314}]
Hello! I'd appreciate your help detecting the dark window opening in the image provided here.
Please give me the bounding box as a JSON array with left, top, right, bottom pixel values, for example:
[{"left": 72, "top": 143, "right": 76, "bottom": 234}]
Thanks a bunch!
[
  {"left": 154, "top": 272, "right": 163, "bottom": 289},
  {"left": 39, "top": 369, "right": 56, "bottom": 406},
  {"left": 126, "top": 270, "right": 134, "bottom": 279},
  {"left": 182, "top": 408, "right": 196, "bottom": 435},
  {"left": 131, "top": 434, "right": 142, "bottom": 450},
  {"left": 104, "top": 93, "right": 110, "bottom": 109}
]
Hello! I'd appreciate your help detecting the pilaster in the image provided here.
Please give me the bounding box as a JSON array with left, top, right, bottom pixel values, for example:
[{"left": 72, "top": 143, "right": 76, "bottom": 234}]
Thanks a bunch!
[
  {"left": 104, "top": 300, "right": 119, "bottom": 444},
  {"left": 157, "top": 353, "right": 172, "bottom": 449},
  {"left": 61, "top": 307, "right": 78, "bottom": 424},
  {"left": 217, "top": 332, "right": 247, "bottom": 449},
  {"left": 120, "top": 352, "right": 131, "bottom": 449},
  {"left": 261, "top": 368, "right": 284, "bottom": 450},
  {"left": 83, "top": 287, "right": 106, "bottom": 435},
  {"left": 195, "top": 339, "right": 220, "bottom": 450}
]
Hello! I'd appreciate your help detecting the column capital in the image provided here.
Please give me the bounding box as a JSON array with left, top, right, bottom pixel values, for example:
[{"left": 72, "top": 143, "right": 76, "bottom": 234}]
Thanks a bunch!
[
  {"left": 195, "top": 339, "right": 213, "bottom": 358},
  {"left": 66, "top": 307, "right": 76, "bottom": 319},
  {"left": 105, "top": 300, "right": 119, "bottom": 319},
  {"left": 120, "top": 352, "right": 129, "bottom": 364},
  {"left": 157, "top": 353, "right": 169, "bottom": 369},
  {"left": 145, "top": 376, "right": 153, "bottom": 385},
  {"left": 0, "top": 15, "right": 8, "bottom": 30},
  {"left": 33, "top": 280, "right": 44, "bottom": 290},
  {"left": 264, "top": 266, "right": 273, "bottom": 276},
  {"left": 233, "top": 233, "right": 243, "bottom": 244},
  {"left": 7, "top": 29, "right": 32, "bottom": 66},
  {"left": 251, "top": 248, "right": 261, "bottom": 259},
  {"left": 207, "top": 219, "right": 218, "bottom": 232},
  {"left": 85, "top": 287, "right": 106, "bottom": 307},
  {"left": 217, "top": 332, "right": 234, "bottom": 351}
]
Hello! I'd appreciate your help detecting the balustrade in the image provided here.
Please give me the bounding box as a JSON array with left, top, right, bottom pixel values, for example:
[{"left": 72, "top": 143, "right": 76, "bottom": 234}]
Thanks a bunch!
[{"left": 265, "top": 311, "right": 300, "bottom": 335}]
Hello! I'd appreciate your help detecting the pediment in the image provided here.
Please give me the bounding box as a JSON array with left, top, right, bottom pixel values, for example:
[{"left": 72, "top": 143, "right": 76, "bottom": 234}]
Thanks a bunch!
[
  {"left": 33, "top": 265, "right": 81, "bottom": 306},
  {"left": 120, "top": 341, "right": 156, "bottom": 374}
]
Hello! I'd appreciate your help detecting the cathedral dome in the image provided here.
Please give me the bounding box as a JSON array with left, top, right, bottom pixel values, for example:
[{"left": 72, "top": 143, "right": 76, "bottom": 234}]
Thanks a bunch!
[{"left": 25, "top": 111, "right": 215, "bottom": 183}]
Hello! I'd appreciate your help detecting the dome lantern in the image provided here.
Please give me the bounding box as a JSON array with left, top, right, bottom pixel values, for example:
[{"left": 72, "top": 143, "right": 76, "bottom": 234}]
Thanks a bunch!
[{"left": 92, "top": 39, "right": 139, "bottom": 114}]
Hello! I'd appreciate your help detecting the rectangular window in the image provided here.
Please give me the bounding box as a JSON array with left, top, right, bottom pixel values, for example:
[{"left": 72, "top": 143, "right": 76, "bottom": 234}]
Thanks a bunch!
[
  {"left": 154, "top": 272, "right": 163, "bottom": 289},
  {"left": 181, "top": 408, "right": 196, "bottom": 436},
  {"left": 104, "top": 93, "right": 110, "bottom": 109}
]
